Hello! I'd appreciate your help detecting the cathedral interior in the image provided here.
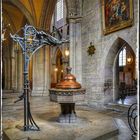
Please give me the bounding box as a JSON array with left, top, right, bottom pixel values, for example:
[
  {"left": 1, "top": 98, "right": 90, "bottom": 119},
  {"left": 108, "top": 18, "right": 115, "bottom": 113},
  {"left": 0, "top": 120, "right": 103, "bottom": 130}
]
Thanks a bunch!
[{"left": 1, "top": 0, "right": 139, "bottom": 140}]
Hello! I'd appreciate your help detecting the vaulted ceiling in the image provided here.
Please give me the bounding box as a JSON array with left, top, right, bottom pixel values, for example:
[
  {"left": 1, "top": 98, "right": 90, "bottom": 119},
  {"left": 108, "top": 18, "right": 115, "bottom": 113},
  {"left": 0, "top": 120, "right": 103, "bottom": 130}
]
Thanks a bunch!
[
  {"left": 2, "top": 0, "right": 57, "bottom": 32},
  {"left": 2, "top": 0, "right": 57, "bottom": 48},
  {"left": 2, "top": 0, "right": 80, "bottom": 47}
]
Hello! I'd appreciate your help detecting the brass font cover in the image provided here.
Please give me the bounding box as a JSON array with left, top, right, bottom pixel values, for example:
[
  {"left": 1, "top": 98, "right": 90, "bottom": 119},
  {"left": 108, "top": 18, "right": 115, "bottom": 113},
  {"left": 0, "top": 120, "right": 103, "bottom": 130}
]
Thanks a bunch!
[{"left": 56, "top": 67, "right": 81, "bottom": 89}]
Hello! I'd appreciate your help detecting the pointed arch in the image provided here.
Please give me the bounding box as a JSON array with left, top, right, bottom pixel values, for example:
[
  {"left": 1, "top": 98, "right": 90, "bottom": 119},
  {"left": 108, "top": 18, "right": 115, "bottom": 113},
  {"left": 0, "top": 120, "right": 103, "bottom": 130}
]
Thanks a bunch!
[
  {"left": 104, "top": 37, "right": 136, "bottom": 103},
  {"left": 105, "top": 37, "right": 135, "bottom": 79}
]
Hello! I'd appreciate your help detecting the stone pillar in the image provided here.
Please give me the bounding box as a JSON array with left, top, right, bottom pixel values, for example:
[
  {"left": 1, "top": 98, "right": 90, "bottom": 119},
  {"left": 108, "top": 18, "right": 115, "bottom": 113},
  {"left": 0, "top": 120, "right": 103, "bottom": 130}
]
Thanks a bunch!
[
  {"left": 11, "top": 43, "right": 17, "bottom": 91},
  {"left": 2, "top": 45, "right": 13, "bottom": 92},
  {"left": 43, "top": 46, "right": 50, "bottom": 94},
  {"left": 32, "top": 46, "right": 50, "bottom": 96},
  {"left": 16, "top": 49, "right": 23, "bottom": 92},
  {"left": 4, "top": 58, "right": 8, "bottom": 90},
  {"left": 3, "top": 56, "right": 11, "bottom": 90},
  {"left": 69, "top": 16, "right": 83, "bottom": 84},
  {"left": 7, "top": 57, "right": 11, "bottom": 89},
  {"left": 51, "top": 64, "right": 57, "bottom": 84},
  {"left": 113, "top": 58, "right": 119, "bottom": 101},
  {"left": 62, "top": 57, "right": 69, "bottom": 75}
]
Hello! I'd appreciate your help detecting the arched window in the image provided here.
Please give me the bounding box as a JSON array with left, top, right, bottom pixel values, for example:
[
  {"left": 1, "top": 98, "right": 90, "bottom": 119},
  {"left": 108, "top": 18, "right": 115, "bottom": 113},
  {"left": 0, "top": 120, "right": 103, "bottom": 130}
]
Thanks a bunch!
[
  {"left": 119, "top": 47, "right": 126, "bottom": 66},
  {"left": 56, "top": 0, "right": 63, "bottom": 21}
]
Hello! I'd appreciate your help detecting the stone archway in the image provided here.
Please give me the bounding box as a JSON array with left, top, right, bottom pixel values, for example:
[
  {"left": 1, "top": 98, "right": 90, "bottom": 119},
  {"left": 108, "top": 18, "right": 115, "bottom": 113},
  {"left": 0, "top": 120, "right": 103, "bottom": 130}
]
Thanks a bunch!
[
  {"left": 104, "top": 37, "right": 136, "bottom": 104},
  {"left": 2, "top": 1, "right": 32, "bottom": 92},
  {"left": 50, "top": 48, "right": 64, "bottom": 88}
]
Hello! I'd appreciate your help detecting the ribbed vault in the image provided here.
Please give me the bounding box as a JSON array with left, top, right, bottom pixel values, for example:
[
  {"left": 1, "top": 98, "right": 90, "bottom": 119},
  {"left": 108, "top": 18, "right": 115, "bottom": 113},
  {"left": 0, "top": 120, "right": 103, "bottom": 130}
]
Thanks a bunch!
[
  {"left": 2, "top": 0, "right": 58, "bottom": 31},
  {"left": 2, "top": 0, "right": 82, "bottom": 31}
]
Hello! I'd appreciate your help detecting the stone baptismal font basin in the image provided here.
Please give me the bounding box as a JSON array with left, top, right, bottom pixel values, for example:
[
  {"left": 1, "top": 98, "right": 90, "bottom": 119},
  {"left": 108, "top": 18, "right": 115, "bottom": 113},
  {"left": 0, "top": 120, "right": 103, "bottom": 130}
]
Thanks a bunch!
[{"left": 49, "top": 67, "right": 86, "bottom": 123}]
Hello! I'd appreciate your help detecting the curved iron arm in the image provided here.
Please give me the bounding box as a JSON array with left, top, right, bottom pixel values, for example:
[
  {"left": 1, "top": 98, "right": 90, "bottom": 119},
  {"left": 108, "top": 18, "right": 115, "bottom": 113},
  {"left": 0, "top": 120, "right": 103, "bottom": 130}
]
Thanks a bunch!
[
  {"left": 128, "top": 103, "right": 137, "bottom": 137},
  {"left": 10, "top": 24, "right": 68, "bottom": 131}
]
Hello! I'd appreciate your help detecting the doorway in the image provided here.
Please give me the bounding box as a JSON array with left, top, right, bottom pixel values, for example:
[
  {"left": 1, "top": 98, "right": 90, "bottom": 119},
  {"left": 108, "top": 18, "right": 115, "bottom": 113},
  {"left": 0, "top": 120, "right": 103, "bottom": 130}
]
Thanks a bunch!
[
  {"left": 116, "top": 45, "right": 137, "bottom": 104},
  {"left": 56, "top": 48, "right": 64, "bottom": 83},
  {"left": 51, "top": 48, "right": 64, "bottom": 88},
  {"left": 104, "top": 37, "right": 137, "bottom": 104}
]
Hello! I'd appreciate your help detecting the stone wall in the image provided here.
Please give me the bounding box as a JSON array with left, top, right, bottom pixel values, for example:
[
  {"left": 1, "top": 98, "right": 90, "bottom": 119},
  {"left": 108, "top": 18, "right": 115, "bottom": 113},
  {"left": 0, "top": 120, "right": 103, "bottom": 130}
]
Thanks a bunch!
[
  {"left": 81, "top": 0, "right": 138, "bottom": 107},
  {"left": 32, "top": 46, "right": 50, "bottom": 96}
]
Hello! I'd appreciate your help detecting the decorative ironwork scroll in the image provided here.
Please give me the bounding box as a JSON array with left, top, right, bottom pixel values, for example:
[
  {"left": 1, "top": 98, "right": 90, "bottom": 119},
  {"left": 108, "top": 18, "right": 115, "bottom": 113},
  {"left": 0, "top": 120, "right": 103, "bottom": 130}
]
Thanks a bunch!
[
  {"left": 10, "top": 24, "right": 68, "bottom": 131},
  {"left": 128, "top": 103, "right": 137, "bottom": 138}
]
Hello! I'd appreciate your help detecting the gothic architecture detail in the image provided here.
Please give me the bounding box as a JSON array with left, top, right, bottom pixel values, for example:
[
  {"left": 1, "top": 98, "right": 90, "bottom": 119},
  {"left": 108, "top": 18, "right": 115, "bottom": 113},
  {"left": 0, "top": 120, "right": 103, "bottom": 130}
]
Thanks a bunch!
[{"left": 1, "top": 0, "right": 139, "bottom": 139}]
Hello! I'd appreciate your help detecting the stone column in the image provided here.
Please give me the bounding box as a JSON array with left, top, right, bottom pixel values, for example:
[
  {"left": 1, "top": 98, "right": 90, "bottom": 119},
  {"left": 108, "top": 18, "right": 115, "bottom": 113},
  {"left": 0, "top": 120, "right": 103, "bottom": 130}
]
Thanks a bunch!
[
  {"left": 32, "top": 46, "right": 50, "bottom": 96},
  {"left": 62, "top": 57, "right": 69, "bottom": 75},
  {"left": 16, "top": 49, "right": 23, "bottom": 92},
  {"left": 4, "top": 57, "right": 8, "bottom": 90},
  {"left": 43, "top": 46, "right": 50, "bottom": 94},
  {"left": 51, "top": 64, "right": 57, "bottom": 84},
  {"left": 7, "top": 57, "right": 11, "bottom": 89},
  {"left": 4, "top": 57, "right": 11, "bottom": 90},
  {"left": 69, "top": 16, "right": 83, "bottom": 84},
  {"left": 113, "top": 58, "right": 119, "bottom": 101},
  {"left": 11, "top": 43, "right": 17, "bottom": 91}
]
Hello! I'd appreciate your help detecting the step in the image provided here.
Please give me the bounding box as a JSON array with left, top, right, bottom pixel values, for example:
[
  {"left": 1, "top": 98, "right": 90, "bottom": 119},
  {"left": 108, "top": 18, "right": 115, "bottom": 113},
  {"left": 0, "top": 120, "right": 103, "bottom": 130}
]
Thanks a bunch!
[
  {"left": 2, "top": 90, "right": 14, "bottom": 93},
  {"left": 3, "top": 112, "right": 119, "bottom": 140}
]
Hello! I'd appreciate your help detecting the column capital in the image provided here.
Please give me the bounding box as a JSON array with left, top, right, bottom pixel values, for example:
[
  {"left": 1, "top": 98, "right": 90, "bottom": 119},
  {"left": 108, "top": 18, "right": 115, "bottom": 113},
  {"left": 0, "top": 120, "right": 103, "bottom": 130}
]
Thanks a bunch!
[{"left": 67, "top": 16, "right": 83, "bottom": 23}]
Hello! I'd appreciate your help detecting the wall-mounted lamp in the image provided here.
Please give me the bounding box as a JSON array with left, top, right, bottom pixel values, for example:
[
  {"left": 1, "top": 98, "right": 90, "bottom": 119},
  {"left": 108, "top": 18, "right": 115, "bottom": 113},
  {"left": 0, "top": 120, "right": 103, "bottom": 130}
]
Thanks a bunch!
[
  {"left": 127, "top": 53, "right": 133, "bottom": 64},
  {"left": 65, "top": 48, "right": 69, "bottom": 57},
  {"left": 63, "top": 48, "right": 69, "bottom": 66},
  {"left": 127, "top": 57, "right": 133, "bottom": 64},
  {"left": 87, "top": 42, "right": 96, "bottom": 56},
  {"left": 54, "top": 68, "right": 58, "bottom": 72}
]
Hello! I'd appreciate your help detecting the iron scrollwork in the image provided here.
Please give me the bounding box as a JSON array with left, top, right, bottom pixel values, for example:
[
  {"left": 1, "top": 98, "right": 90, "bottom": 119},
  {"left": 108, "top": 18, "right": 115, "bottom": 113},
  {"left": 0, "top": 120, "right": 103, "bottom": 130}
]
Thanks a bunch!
[
  {"left": 128, "top": 103, "right": 137, "bottom": 138},
  {"left": 10, "top": 24, "right": 68, "bottom": 131}
]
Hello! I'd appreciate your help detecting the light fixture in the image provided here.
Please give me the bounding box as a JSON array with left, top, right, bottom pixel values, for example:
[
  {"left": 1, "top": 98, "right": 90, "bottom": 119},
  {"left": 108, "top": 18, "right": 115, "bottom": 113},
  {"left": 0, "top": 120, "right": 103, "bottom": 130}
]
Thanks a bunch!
[
  {"left": 65, "top": 48, "right": 69, "bottom": 57},
  {"left": 127, "top": 57, "right": 133, "bottom": 64},
  {"left": 54, "top": 68, "right": 58, "bottom": 72},
  {"left": 127, "top": 53, "right": 133, "bottom": 64}
]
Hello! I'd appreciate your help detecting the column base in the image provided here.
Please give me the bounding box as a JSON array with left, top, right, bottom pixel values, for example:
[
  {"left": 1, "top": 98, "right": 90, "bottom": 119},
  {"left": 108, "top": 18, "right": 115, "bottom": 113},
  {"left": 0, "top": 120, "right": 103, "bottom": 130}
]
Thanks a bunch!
[
  {"left": 2, "top": 89, "right": 14, "bottom": 93},
  {"left": 31, "top": 90, "right": 49, "bottom": 96}
]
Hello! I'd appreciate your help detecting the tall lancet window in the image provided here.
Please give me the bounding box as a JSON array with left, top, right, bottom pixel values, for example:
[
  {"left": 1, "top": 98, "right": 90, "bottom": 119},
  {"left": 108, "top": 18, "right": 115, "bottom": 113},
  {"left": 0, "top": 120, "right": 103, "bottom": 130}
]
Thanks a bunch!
[
  {"left": 119, "top": 47, "right": 126, "bottom": 66},
  {"left": 56, "top": 0, "right": 63, "bottom": 21}
]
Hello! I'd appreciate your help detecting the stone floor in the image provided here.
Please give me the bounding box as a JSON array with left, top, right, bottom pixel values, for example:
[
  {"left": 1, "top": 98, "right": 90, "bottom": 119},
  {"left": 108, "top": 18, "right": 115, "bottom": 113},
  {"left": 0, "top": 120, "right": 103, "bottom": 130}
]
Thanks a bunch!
[
  {"left": 2, "top": 93, "right": 137, "bottom": 140},
  {"left": 116, "top": 95, "right": 137, "bottom": 105}
]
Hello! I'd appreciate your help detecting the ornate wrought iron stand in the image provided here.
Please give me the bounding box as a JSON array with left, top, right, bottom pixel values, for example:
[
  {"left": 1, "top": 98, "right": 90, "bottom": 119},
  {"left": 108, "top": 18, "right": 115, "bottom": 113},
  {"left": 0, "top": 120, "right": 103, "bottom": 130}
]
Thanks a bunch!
[
  {"left": 128, "top": 103, "right": 137, "bottom": 138},
  {"left": 11, "top": 24, "right": 67, "bottom": 131}
]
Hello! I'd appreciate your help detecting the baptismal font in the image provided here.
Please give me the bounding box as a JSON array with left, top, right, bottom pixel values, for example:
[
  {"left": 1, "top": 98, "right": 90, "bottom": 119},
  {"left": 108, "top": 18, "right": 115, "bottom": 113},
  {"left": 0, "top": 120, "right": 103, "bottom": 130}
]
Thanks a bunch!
[{"left": 49, "top": 67, "right": 86, "bottom": 123}]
